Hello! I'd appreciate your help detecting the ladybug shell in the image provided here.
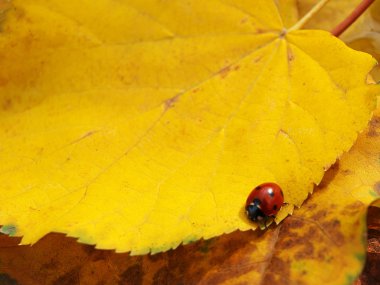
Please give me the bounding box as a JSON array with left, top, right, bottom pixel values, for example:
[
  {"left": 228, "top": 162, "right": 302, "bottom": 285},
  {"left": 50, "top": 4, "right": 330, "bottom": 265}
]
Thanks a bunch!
[{"left": 245, "top": 183, "right": 284, "bottom": 217}]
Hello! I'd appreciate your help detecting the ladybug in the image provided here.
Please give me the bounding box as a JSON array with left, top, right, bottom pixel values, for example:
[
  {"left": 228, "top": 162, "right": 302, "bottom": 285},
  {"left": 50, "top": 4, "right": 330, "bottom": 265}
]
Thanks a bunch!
[{"left": 245, "top": 182, "right": 284, "bottom": 223}]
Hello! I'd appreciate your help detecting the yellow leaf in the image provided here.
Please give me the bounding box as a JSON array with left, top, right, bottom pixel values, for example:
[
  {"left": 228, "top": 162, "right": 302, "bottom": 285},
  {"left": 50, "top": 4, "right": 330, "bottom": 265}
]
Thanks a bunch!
[
  {"left": 296, "top": 0, "right": 380, "bottom": 81},
  {"left": 1, "top": 110, "right": 380, "bottom": 284},
  {"left": 295, "top": 0, "right": 362, "bottom": 31},
  {"left": 0, "top": 0, "right": 377, "bottom": 254},
  {"left": 253, "top": 106, "right": 380, "bottom": 285}
]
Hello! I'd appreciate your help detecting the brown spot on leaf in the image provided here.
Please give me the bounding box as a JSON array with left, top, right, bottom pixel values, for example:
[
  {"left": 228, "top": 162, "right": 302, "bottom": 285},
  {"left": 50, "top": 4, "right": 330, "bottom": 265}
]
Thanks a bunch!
[
  {"left": 172, "top": 230, "right": 266, "bottom": 284},
  {"left": 304, "top": 203, "right": 317, "bottom": 211},
  {"left": 321, "top": 219, "right": 345, "bottom": 246},
  {"left": 41, "top": 259, "right": 59, "bottom": 270},
  {"left": 342, "top": 169, "right": 353, "bottom": 176},
  {"left": 311, "top": 209, "right": 328, "bottom": 221},
  {"left": 278, "top": 28, "right": 287, "bottom": 38},
  {"left": 303, "top": 226, "right": 316, "bottom": 241},
  {"left": 164, "top": 95, "right": 179, "bottom": 109},
  {"left": 119, "top": 264, "right": 143, "bottom": 285},
  {"left": 278, "top": 219, "right": 300, "bottom": 239},
  {"left": 53, "top": 268, "right": 80, "bottom": 285},
  {"left": 341, "top": 201, "right": 364, "bottom": 216},
  {"left": 254, "top": 56, "right": 263, "bottom": 63},
  {"left": 289, "top": 218, "right": 305, "bottom": 229},
  {"left": 152, "top": 267, "right": 176, "bottom": 285},
  {"left": 219, "top": 65, "right": 232, "bottom": 79},
  {"left": 262, "top": 273, "right": 277, "bottom": 285},
  {"left": 68, "top": 130, "right": 98, "bottom": 146},
  {"left": 294, "top": 240, "right": 314, "bottom": 260},
  {"left": 367, "top": 129, "right": 378, "bottom": 137},
  {"left": 367, "top": 116, "right": 380, "bottom": 137},
  {"left": 276, "top": 219, "right": 303, "bottom": 250},
  {"left": 240, "top": 17, "right": 249, "bottom": 24},
  {"left": 282, "top": 239, "right": 296, "bottom": 250},
  {"left": 263, "top": 256, "right": 291, "bottom": 285},
  {"left": 373, "top": 182, "right": 380, "bottom": 195},
  {"left": 317, "top": 249, "right": 327, "bottom": 261},
  {"left": 91, "top": 250, "right": 110, "bottom": 262},
  {"left": 287, "top": 47, "right": 294, "bottom": 62},
  {"left": 82, "top": 244, "right": 96, "bottom": 255}
]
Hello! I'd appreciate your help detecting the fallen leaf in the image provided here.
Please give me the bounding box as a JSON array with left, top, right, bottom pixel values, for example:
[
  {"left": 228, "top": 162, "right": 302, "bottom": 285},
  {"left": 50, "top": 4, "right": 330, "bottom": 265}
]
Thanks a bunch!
[
  {"left": 0, "top": 0, "right": 377, "bottom": 254},
  {"left": 296, "top": 0, "right": 380, "bottom": 81},
  {"left": 295, "top": 0, "right": 362, "bottom": 31},
  {"left": 0, "top": 109, "right": 380, "bottom": 284},
  {"left": 342, "top": 0, "right": 380, "bottom": 82}
]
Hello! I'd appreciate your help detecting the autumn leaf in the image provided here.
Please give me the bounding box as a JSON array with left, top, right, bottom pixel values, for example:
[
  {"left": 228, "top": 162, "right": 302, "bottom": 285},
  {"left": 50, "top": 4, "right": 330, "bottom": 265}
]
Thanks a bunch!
[
  {"left": 295, "top": 0, "right": 363, "bottom": 31},
  {"left": 0, "top": 0, "right": 378, "bottom": 254},
  {"left": 296, "top": 0, "right": 380, "bottom": 81},
  {"left": 0, "top": 109, "right": 379, "bottom": 285}
]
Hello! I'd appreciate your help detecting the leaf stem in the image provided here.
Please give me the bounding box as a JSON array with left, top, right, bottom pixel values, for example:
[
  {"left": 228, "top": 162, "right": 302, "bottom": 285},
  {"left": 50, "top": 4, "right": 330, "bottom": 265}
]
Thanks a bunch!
[
  {"left": 288, "top": 0, "right": 330, "bottom": 32},
  {"left": 331, "top": 0, "right": 375, "bottom": 37}
]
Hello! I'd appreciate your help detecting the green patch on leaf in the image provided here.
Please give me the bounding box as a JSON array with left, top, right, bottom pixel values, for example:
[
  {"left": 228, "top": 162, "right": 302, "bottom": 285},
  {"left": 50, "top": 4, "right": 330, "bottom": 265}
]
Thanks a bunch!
[
  {"left": 0, "top": 225, "right": 17, "bottom": 236},
  {"left": 354, "top": 252, "right": 365, "bottom": 262}
]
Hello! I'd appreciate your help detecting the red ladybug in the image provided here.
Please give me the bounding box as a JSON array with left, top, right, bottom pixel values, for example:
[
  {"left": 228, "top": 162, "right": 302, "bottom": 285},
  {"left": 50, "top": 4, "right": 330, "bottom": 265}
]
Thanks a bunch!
[{"left": 245, "top": 182, "right": 284, "bottom": 222}]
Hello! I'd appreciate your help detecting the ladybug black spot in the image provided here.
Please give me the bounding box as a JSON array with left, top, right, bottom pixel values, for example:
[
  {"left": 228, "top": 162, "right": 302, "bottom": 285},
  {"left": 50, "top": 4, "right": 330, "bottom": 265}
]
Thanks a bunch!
[
  {"left": 268, "top": 191, "right": 274, "bottom": 197},
  {"left": 255, "top": 186, "right": 262, "bottom": 190},
  {"left": 273, "top": 205, "right": 277, "bottom": 210},
  {"left": 253, "top": 198, "right": 261, "bottom": 205}
]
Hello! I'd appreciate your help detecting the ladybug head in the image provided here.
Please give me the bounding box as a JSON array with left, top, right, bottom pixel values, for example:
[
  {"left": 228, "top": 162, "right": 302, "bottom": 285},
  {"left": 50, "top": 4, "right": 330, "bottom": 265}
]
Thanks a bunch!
[{"left": 245, "top": 199, "right": 265, "bottom": 222}]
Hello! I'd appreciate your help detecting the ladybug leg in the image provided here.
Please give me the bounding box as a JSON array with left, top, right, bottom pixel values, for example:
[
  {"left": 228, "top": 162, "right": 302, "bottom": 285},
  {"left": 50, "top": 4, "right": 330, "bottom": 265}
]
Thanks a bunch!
[
  {"left": 263, "top": 217, "right": 268, "bottom": 228},
  {"left": 257, "top": 216, "right": 267, "bottom": 230},
  {"left": 263, "top": 216, "right": 276, "bottom": 228}
]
